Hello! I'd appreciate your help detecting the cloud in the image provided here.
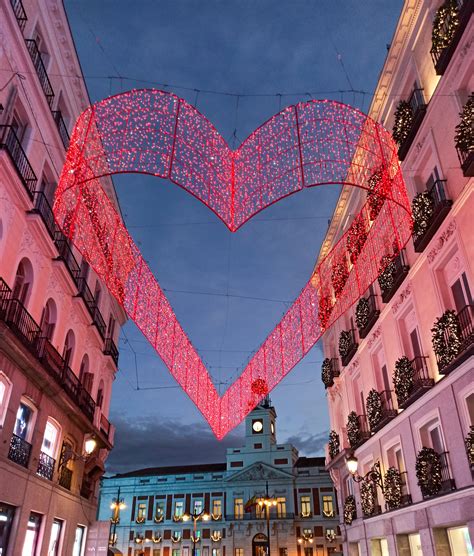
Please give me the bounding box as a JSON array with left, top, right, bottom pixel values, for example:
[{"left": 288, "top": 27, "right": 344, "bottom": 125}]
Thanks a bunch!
[
  {"left": 106, "top": 415, "right": 243, "bottom": 475},
  {"left": 285, "top": 431, "right": 328, "bottom": 456}
]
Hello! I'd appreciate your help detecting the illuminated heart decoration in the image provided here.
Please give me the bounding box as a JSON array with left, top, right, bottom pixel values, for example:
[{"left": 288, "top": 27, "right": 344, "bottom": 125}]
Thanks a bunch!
[{"left": 54, "top": 89, "right": 412, "bottom": 439}]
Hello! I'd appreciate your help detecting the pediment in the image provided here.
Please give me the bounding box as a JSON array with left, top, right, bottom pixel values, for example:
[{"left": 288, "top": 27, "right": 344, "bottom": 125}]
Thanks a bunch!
[{"left": 226, "top": 461, "right": 293, "bottom": 482}]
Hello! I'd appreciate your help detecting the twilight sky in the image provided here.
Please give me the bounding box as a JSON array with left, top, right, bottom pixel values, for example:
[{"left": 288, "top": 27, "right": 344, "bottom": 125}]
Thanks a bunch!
[{"left": 64, "top": 0, "right": 402, "bottom": 473}]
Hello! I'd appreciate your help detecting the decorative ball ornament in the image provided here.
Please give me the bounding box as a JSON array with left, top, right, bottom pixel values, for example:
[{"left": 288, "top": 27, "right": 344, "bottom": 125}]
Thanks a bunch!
[
  {"left": 393, "top": 356, "right": 414, "bottom": 405},
  {"left": 52, "top": 90, "right": 413, "bottom": 439},
  {"left": 392, "top": 100, "right": 414, "bottom": 146},
  {"left": 331, "top": 259, "right": 349, "bottom": 298},
  {"left": 415, "top": 447, "right": 443, "bottom": 497},
  {"left": 355, "top": 297, "right": 370, "bottom": 331},
  {"left": 431, "top": 310, "right": 462, "bottom": 369},
  {"left": 343, "top": 495, "right": 356, "bottom": 525},
  {"left": 328, "top": 430, "right": 340, "bottom": 459},
  {"left": 384, "top": 467, "right": 403, "bottom": 510},
  {"left": 346, "top": 411, "right": 361, "bottom": 449},
  {"left": 339, "top": 330, "right": 353, "bottom": 359},
  {"left": 412, "top": 192, "right": 435, "bottom": 240},
  {"left": 360, "top": 480, "right": 377, "bottom": 517},
  {"left": 366, "top": 389, "right": 383, "bottom": 430},
  {"left": 251, "top": 378, "right": 268, "bottom": 397},
  {"left": 431, "top": 0, "right": 460, "bottom": 54},
  {"left": 455, "top": 93, "right": 474, "bottom": 155},
  {"left": 321, "top": 358, "right": 334, "bottom": 389}
]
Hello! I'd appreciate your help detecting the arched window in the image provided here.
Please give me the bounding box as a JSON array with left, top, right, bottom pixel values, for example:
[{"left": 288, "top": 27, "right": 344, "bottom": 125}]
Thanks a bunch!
[
  {"left": 12, "top": 258, "right": 34, "bottom": 306},
  {"left": 39, "top": 298, "right": 57, "bottom": 340},
  {"left": 0, "top": 372, "right": 12, "bottom": 427},
  {"left": 63, "top": 330, "right": 75, "bottom": 368},
  {"left": 41, "top": 418, "right": 61, "bottom": 459},
  {"left": 97, "top": 380, "right": 105, "bottom": 409},
  {"left": 79, "top": 355, "right": 93, "bottom": 393},
  {"left": 13, "top": 398, "right": 37, "bottom": 442}
]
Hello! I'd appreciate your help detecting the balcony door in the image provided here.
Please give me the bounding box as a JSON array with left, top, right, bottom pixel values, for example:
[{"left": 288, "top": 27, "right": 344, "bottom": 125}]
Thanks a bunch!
[{"left": 450, "top": 272, "right": 473, "bottom": 313}]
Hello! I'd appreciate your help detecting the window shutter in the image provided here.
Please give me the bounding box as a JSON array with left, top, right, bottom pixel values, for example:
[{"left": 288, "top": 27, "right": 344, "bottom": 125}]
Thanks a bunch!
[
  {"left": 185, "top": 493, "right": 191, "bottom": 514},
  {"left": 148, "top": 496, "right": 154, "bottom": 520},
  {"left": 204, "top": 493, "right": 210, "bottom": 513},
  {"left": 166, "top": 495, "right": 172, "bottom": 520},
  {"left": 312, "top": 488, "right": 320, "bottom": 515},
  {"left": 131, "top": 497, "right": 136, "bottom": 522}
]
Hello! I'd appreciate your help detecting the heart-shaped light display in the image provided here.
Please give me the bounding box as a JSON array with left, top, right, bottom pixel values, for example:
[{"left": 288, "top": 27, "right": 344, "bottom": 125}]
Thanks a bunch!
[{"left": 54, "top": 89, "right": 412, "bottom": 439}]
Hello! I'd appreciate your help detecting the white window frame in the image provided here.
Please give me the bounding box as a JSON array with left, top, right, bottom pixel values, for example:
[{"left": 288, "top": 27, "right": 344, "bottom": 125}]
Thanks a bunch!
[
  {"left": 14, "top": 397, "right": 37, "bottom": 443},
  {"left": 0, "top": 371, "right": 12, "bottom": 427},
  {"left": 41, "top": 418, "right": 62, "bottom": 459},
  {"left": 414, "top": 409, "right": 446, "bottom": 453}
]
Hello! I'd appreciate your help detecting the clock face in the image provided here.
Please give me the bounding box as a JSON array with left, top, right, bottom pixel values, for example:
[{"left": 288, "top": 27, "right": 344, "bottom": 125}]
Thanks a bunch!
[{"left": 252, "top": 420, "right": 263, "bottom": 433}]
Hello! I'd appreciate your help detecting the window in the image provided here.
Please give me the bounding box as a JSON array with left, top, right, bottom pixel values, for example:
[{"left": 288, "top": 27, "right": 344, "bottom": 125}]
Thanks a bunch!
[
  {"left": 97, "top": 380, "right": 105, "bottom": 409},
  {"left": 193, "top": 499, "right": 203, "bottom": 514},
  {"left": 212, "top": 499, "right": 222, "bottom": 517},
  {"left": 276, "top": 497, "right": 286, "bottom": 518},
  {"left": 107, "top": 314, "right": 116, "bottom": 339},
  {"left": 465, "top": 392, "right": 474, "bottom": 426},
  {"left": 322, "top": 495, "right": 334, "bottom": 517},
  {"left": 370, "top": 539, "right": 389, "bottom": 556},
  {"left": 155, "top": 500, "right": 165, "bottom": 519},
  {"left": 79, "top": 259, "right": 89, "bottom": 280},
  {"left": 420, "top": 418, "right": 445, "bottom": 453},
  {"left": 450, "top": 272, "right": 472, "bottom": 313},
  {"left": 48, "top": 519, "right": 63, "bottom": 556},
  {"left": 0, "top": 372, "right": 12, "bottom": 427},
  {"left": 0, "top": 503, "right": 15, "bottom": 555},
  {"left": 11, "top": 109, "right": 28, "bottom": 145},
  {"left": 63, "top": 329, "right": 75, "bottom": 368},
  {"left": 172, "top": 550, "right": 180, "bottom": 556},
  {"left": 94, "top": 281, "right": 102, "bottom": 308},
  {"left": 398, "top": 309, "right": 423, "bottom": 361},
  {"left": 304, "top": 548, "right": 313, "bottom": 556},
  {"left": 41, "top": 419, "right": 60, "bottom": 458},
  {"left": 137, "top": 502, "right": 147, "bottom": 522},
  {"left": 408, "top": 533, "right": 422, "bottom": 556},
  {"left": 72, "top": 525, "right": 86, "bottom": 556},
  {"left": 234, "top": 498, "right": 243, "bottom": 519},
  {"left": 153, "top": 550, "right": 161, "bottom": 556},
  {"left": 12, "top": 258, "right": 33, "bottom": 306},
  {"left": 447, "top": 526, "right": 473, "bottom": 556},
  {"left": 174, "top": 500, "right": 184, "bottom": 517},
  {"left": 279, "top": 549, "right": 288, "bottom": 556},
  {"left": 211, "top": 550, "right": 220, "bottom": 556},
  {"left": 300, "top": 496, "right": 311, "bottom": 517},
  {"left": 39, "top": 299, "right": 56, "bottom": 340},
  {"left": 79, "top": 355, "right": 94, "bottom": 393},
  {"left": 235, "top": 550, "right": 244, "bottom": 556},
  {"left": 13, "top": 401, "right": 35, "bottom": 441},
  {"left": 22, "top": 512, "right": 42, "bottom": 556}
]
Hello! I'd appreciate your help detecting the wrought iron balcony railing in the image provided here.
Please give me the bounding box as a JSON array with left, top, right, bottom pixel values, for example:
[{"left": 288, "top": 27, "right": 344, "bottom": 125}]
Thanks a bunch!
[
  {"left": 347, "top": 413, "right": 371, "bottom": 449},
  {"left": 378, "top": 250, "right": 409, "bottom": 303},
  {"left": 8, "top": 433, "right": 32, "bottom": 468},
  {"left": 104, "top": 337, "right": 119, "bottom": 365},
  {"left": 25, "top": 39, "right": 55, "bottom": 108},
  {"left": 412, "top": 180, "right": 452, "bottom": 253},
  {"left": 436, "top": 305, "right": 474, "bottom": 375},
  {"left": 0, "top": 125, "right": 37, "bottom": 198},
  {"left": 399, "top": 471, "right": 412, "bottom": 507},
  {"left": 54, "top": 234, "right": 81, "bottom": 284},
  {"left": 37, "top": 451, "right": 55, "bottom": 480},
  {"left": 10, "top": 0, "right": 27, "bottom": 33},
  {"left": 398, "top": 356, "right": 434, "bottom": 409},
  {"left": 31, "top": 191, "right": 58, "bottom": 241},
  {"left": 58, "top": 466, "right": 73, "bottom": 490},
  {"left": 397, "top": 88, "right": 427, "bottom": 161},
  {"left": 75, "top": 277, "right": 107, "bottom": 340},
  {"left": 225, "top": 512, "right": 295, "bottom": 521},
  {"left": 51, "top": 110, "right": 70, "bottom": 149},
  {"left": 457, "top": 146, "right": 474, "bottom": 177},
  {"left": 356, "top": 294, "right": 380, "bottom": 339},
  {"left": 369, "top": 390, "right": 397, "bottom": 433},
  {"left": 421, "top": 451, "right": 456, "bottom": 499}
]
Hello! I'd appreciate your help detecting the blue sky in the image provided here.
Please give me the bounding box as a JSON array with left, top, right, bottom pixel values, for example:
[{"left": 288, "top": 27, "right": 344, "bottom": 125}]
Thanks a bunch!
[{"left": 65, "top": 0, "right": 402, "bottom": 473}]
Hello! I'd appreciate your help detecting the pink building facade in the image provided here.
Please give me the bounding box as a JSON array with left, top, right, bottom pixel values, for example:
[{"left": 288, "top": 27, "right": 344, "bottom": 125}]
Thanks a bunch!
[
  {"left": 319, "top": 1, "right": 473, "bottom": 555},
  {"left": 0, "top": 0, "right": 126, "bottom": 554}
]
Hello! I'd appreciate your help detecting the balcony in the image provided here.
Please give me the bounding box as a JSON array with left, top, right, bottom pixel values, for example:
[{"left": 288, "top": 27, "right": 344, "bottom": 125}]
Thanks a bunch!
[
  {"left": 37, "top": 451, "right": 55, "bottom": 481},
  {"left": 8, "top": 434, "right": 32, "bottom": 468},
  {"left": 378, "top": 250, "right": 409, "bottom": 303},
  {"left": 396, "top": 356, "right": 434, "bottom": 410},
  {"left": 419, "top": 451, "right": 456, "bottom": 499},
  {"left": 435, "top": 305, "right": 474, "bottom": 375},
  {"left": 30, "top": 191, "right": 58, "bottom": 241},
  {"left": 99, "top": 412, "right": 112, "bottom": 440},
  {"left": 399, "top": 472, "right": 412, "bottom": 507},
  {"left": 457, "top": 147, "right": 474, "bottom": 177},
  {"left": 58, "top": 466, "right": 73, "bottom": 490},
  {"left": 25, "top": 39, "right": 55, "bottom": 108},
  {"left": 396, "top": 88, "right": 427, "bottom": 161},
  {"left": 346, "top": 412, "right": 371, "bottom": 450},
  {"left": 76, "top": 277, "right": 107, "bottom": 340},
  {"left": 339, "top": 329, "right": 358, "bottom": 367},
  {"left": 10, "top": 0, "right": 27, "bottom": 33},
  {"left": 51, "top": 110, "right": 70, "bottom": 149},
  {"left": 355, "top": 295, "right": 380, "bottom": 339},
  {"left": 0, "top": 125, "right": 37, "bottom": 198},
  {"left": 430, "top": 0, "right": 473, "bottom": 75},
  {"left": 367, "top": 390, "right": 397, "bottom": 434},
  {"left": 321, "top": 357, "right": 340, "bottom": 388},
  {"left": 54, "top": 234, "right": 81, "bottom": 284},
  {"left": 412, "top": 180, "right": 452, "bottom": 253},
  {"left": 104, "top": 337, "right": 119, "bottom": 365},
  {"left": 226, "top": 512, "right": 295, "bottom": 521},
  {"left": 0, "top": 296, "right": 41, "bottom": 351}
]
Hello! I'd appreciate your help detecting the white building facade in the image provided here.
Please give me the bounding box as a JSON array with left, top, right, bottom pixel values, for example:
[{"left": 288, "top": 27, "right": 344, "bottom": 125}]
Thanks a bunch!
[
  {"left": 319, "top": 1, "right": 473, "bottom": 555},
  {"left": 0, "top": 0, "right": 126, "bottom": 553}
]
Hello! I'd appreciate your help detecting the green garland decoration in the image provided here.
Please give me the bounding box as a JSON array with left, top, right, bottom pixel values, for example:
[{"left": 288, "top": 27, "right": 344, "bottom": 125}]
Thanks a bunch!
[
  {"left": 328, "top": 430, "right": 340, "bottom": 459},
  {"left": 393, "top": 356, "right": 414, "bottom": 405},
  {"left": 465, "top": 426, "right": 474, "bottom": 467},
  {"left": 331, "top": 259, "right": 349, "bottom": 298},
  {"left": 384, "top": 467, "right": 403, "bottom": 510},
  {"left": 366, "top": 389, "right": 383, "bottom": 430},
  {"left": 455, "top": 93, "right": 474, "bottom": 154},
  {"left": 431, "top": 310, "right": 462, "bottom": 369},
  {"left": 318, "top": 296, "right": 333, "bottom": 330},
  {"left": 415, "top": 447, "right": 443, "bottom": 497},
  {"left": 431, "top": 0, "right": 460, "bottom": 54},
  {"left": 346, "top": 215, "right": 368, "bottom": 264},
  {"left": 392, "top": 100, "right": 414, "bottom": 147},
  {"left": 360, "top": 480, "right": 377, "bottom": 517},
  {"left": 343, "top": 495, "right": 356, "bottom": 525},
  {"left": 346, "top": 411, "right": 361, "bottom": 448},
  {"left": 355, "top": 297, "right": 370, "bottom": 330},
  {"left": 378, "top": 254, "right": 396, "bottom": 293},
  {"left": 321, "top": 358, "right": 334, "bottom": 389},
  {"left": 339, "top": 330, "right": 353, "bottom": 358},
  {"left": 412, "top": 191, "right": 435, "bottom": 240}
]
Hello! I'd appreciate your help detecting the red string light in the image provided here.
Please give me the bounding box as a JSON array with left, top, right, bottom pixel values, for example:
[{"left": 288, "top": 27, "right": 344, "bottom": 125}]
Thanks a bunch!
[{"left": 53, "top": 89, "right": 412, "bottom": 439}]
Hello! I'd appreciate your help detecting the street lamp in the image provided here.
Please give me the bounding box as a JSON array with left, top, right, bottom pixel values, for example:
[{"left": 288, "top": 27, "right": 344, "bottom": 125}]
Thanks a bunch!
[
  {"left": 297, "top": 532, "right": 314, "bottom": 546},
  {"left": 256, "top": 482, "right": 277, "bottom": 556},
  {"left": 108, "top": 487, "right": 126, "bottom": 546},
  {"left": 182, "top": 509, "right": 210, "bottom": 556},
  {"left": 346, "top": 454, "right": 384, "bottom": 491}
]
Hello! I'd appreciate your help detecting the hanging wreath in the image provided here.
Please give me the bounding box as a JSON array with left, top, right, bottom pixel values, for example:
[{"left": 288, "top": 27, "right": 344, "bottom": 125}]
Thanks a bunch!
[
  {"left": 339, "top": 330, "right": 353, "bottom": 359},
  {"left": 355, "top": 297, "right": 370, "bottom": 330},
  {"left": 318, "top": 295, "right": 334, "bottom": 330},
  {"left": 455, "top": 93, "right": 474, "bottom": 154},
  {"left": 346, "top": 215, "right": 368, "bottom": 264},
  {"left": 465, "top": 427, "right": 474, "bottom": 467},
  {"left": 346, "top": 411, "right": 361, "bottom": 448},
  {"left": 393, "top": 356, "right": 414, "bottom": 405},
  {"left": 366, "top": 389, "right": 383, "bottom": 430},
  {"left": 412, "top": 191, "right": 435, "bottom": 240},
  {"left": 415, "top": 447, "right": 443, "bottom": 497},
  {"left": 384, "top": 467, "right": 403, "bottom": 510},
  {"left": 431, "top": 310, "right": 462, "bottom": 369},
  {"left": 431, "top": 0, "right": 460, "bottom": 54},
  {"left": 331, "top": 259, "right": 349, "bottom": 298},
  {"left": 328, "top": 430, "right": 340, "bottom": 459},
  {"left": 321, "top": 358, "right": 334, "bottom": 388},
  {"left": 343, "top": 495, "right": 356, "bottom": 525},
  {"left": 367, "top": 170, "right": 387, "bottom": 221},
  {"left": 360, "top": 480, "right": 377, "bottom": 517},
  {"left": 392, "top": 100, "right": 414, "bottom": 146},
  {"left": 378, "top": 254, "right": 396, "bottom": 293},
  {"left": 251, "top": 378, "right": 268, "bottom": 397}
]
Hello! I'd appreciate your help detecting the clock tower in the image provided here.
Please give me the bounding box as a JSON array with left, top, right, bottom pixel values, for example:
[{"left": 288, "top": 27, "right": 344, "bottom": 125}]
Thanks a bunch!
[{"left": 245, "top": 396, "right": 277, "bottom": 449}]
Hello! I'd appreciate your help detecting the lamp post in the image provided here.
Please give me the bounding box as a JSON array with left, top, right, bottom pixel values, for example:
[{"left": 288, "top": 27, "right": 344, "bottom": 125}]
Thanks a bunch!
[
  {"left": 346, "top": 454, "right": 384, "bottom": 491},
  {"left": 297, "top": 532, "right": 314, "bottom": 554},
  {"left": 256, "top": 482, "right": 277, "bottom": 556},
  {"left": 108, "top": 487, "right": 126, "bottom": 547},
  {"left": 182, "top": 509, "right": 210, "bottom": 556}
]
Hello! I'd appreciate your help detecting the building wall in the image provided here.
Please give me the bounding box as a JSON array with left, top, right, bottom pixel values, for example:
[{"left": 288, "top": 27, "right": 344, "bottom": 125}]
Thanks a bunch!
[
  {"left": 319, "top": 0, "right": 473, "bottom": 555},
  {"left": 0, "top": 0, "right": 126, "bottom": 554}
]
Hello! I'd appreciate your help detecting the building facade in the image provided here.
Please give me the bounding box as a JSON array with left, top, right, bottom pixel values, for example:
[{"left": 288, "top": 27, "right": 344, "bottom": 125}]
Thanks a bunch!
[
  {"left": 0, "top": 0, "right": 126, "bottom": 554},
  {"left": 87, "top": 401, "right": 342, "bottom": 556},
  {"left": 319, "top": 0, "right": 473, "bottom": 555}
]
